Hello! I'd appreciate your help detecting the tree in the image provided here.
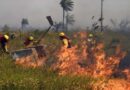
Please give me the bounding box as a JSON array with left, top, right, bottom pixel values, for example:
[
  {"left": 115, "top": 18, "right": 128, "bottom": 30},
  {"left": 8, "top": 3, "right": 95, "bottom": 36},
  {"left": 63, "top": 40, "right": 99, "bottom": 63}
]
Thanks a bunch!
[
  {"left": 60, "top": 0, "right": 74, "bottom": 31},
  {"left": 2, "top": 24, "right": 10, "bottom": 34},
  {"left": 66, "top": 13, "right": 75, "bottom": 31},
  {"left": 110, "top": 19, "right": 118, "bottom": 30},
  {"left": 21, "top": 18, "right": 29, "bottom": 30},
  {"left": 53, "top": 22, "right": 63, "bottom": 32},
  {"left": 100, "top": 0, "right": 104, "bottom": 32},
  {"left": 110, "top": 19, "right": 130, "bottom": 31},
  {"left": 119, "top": 19, "right": 130, "bottom": 31}
]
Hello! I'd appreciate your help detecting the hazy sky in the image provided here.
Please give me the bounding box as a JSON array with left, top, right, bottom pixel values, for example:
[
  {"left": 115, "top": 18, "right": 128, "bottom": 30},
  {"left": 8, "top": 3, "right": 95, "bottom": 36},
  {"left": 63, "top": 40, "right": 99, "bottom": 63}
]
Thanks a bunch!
[{"left": 0, "top": 0, "right": 130, "bottom": 28}]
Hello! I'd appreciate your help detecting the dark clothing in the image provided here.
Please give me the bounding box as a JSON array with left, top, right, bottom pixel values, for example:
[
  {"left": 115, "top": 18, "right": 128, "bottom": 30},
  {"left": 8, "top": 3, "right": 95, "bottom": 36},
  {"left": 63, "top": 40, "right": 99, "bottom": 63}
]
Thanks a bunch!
[
  {"left": 0, "top": 36, "right": 7, "bottom": 42},
  {"left": 10, "top": 34, "right": 15, "bottom": 39},
  {"left": 0, "top": 35, "right": 8, "bottom": 52},
  {"left": 24, "top": 38, "right": 33, "bottom": 46}
]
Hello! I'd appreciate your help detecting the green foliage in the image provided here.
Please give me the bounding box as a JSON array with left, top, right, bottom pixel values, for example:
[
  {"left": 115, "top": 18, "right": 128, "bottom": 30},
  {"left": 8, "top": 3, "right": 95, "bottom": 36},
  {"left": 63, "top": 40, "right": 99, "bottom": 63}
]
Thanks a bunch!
[
  {"left": 60, "top": 0, "right": 74, "bottom": 31},
  {"left": 60, "top": 0, "right": 74, "bottom": 11},
  {"left": 0, "top": 55, "right": 93, "bottom": 89},
  {"left": 0, "top": 30, "right": 94, "bottom": 89}
]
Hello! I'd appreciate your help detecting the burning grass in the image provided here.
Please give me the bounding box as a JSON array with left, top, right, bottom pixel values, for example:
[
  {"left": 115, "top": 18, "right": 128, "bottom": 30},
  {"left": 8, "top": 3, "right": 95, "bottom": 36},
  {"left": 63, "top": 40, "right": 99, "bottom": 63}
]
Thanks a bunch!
[
  {"left": 15, "top": 56, "right": 46, "bottom": 68},
  {"left": 53, "top": 32, "right": 127, "bottom": 79},
  {"left": 92, "top": 79, "right": 130, "bottom": 90},
  {"left": 52, "top": 31, "right": 130, "bottom": 90},
  {"left": 1, "top": 31, "right": 130, "bottom": 89}
]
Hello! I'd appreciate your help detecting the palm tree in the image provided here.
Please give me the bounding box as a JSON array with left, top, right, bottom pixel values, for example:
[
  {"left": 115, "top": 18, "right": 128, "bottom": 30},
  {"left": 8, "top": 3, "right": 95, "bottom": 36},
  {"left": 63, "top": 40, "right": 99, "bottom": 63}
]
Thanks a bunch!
[
  {"left": 53, "top": 22, "right": 63, "bottom": 32},
  {"left": 60, "top": 0, "right": 74, "bottom": 31},
  {"left": 21, "top": 18, "right": 29, "bottom": 30},
  {"left": 66, "top": 13, "right": 75, "bottom": 31},
  {"left": 20, "top": 18, "right": 29, "bottom": 40}
]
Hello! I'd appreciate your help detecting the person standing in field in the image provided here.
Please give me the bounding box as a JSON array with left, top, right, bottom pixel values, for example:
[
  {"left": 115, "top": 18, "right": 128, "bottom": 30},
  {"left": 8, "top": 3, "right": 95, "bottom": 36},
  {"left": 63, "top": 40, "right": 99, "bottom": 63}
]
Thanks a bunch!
[
  {"left": 59, "top": 32, "right": 71, "bottom": 48},
  {"left": 24, "top": 35, "right": 36, "bottom": 47},
  {"left": 0, "top": 34, "right": 10, "bottom": 53}
]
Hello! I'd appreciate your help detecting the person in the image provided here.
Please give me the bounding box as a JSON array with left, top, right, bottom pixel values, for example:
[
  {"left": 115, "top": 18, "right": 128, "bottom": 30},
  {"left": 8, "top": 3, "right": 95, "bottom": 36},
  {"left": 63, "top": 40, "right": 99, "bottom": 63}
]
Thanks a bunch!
[
  {"left": 87, "top": 33, "right": 96, "bottom": 47},
  {"left": 10, "top": 33, "right": 16, "bottom": 39},
  {"left": 59, "top": 32, "right": 71, "bottom": 48},
  {"left": 0, "top": 34, "right": 10, "bottom": 53},
  {"left": 24, "top": 36, "right": 35, "bottom": 47},
  {"left": 87, "top": 33, "right": 96, "bottom": 65}
]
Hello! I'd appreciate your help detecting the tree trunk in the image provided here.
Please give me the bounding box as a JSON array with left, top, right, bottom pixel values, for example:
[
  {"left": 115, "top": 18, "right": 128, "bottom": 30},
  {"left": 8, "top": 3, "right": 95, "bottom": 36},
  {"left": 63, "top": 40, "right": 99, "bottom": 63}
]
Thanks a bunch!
[
  {"left": 101, "top": 0, "right": 104, "bottom": 32},
  {"left": 63, "top": 8, "right": 65, "bottom": 31},
  {"left": 66, "top": 11, "right": 69, "bottom": 32}
]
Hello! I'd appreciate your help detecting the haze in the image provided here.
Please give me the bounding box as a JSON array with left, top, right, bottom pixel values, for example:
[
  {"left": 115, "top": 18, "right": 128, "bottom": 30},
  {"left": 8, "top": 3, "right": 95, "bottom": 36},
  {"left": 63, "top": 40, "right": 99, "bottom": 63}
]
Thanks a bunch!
[{"left": 0, "top": 0, "right": 129, "bottom": 28}]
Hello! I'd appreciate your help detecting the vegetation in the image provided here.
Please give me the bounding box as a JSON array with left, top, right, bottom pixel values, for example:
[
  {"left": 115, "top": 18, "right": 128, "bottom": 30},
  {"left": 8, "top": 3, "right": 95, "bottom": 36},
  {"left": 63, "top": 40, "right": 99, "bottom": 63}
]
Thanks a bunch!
[
  {"left": 66, "top": 13, "right": 75, "bottom": 31},
  {"left": 21, "top": 18, "right": 29, "bottom": 30},
  {"left": 0, "top": 54, "right": 93, "bottom": 90},
  {"left": 60, "top": 0, "right": 74, "bottom": 31},
  {"left": 0, "top": 29, "right": 130, "bottom": 89}
]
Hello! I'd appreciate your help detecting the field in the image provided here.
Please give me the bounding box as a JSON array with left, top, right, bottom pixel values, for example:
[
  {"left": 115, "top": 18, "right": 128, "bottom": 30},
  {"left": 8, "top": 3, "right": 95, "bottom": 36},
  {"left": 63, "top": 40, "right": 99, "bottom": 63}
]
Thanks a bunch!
[{"left": 0, "top": 30, "right": 130, "bottom": 89}]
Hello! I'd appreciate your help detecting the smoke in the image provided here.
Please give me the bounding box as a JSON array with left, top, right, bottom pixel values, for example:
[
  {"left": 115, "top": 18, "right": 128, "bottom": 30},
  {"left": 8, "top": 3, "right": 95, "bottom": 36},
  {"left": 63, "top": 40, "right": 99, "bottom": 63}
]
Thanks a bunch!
[
  {"left": 0, "top": 0, "right": 130, "bottom": 28},
  {"left": 110, "top": 19, "right": 130, "bottom": 31}
]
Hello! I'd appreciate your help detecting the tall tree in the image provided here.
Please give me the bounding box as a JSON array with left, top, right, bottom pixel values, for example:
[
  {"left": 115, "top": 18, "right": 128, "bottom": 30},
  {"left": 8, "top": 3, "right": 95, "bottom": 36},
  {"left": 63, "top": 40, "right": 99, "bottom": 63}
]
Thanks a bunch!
[
  {"left": 110, "top": 19, "right": 130, "bottom": 31},
  {"left": 100, "top": 0, "right": 104, "bottom": 32},
  {"left": 53, "top": 22, "right": 63, "bottom": 32},
  {"left": 2, "top": 24, "right": 10, "bottom": 34},
  {"left": 66, "top": 13, "right": 75, "bottom": 31},
  {"left": 119, "top": 20, "right": 130, "bottom": 31},
  {"left": 60, "top": 0, "right": 74, "bottom": 31},
  {"left": 21, "top": 18, "right": 29, "bottom": 30}
]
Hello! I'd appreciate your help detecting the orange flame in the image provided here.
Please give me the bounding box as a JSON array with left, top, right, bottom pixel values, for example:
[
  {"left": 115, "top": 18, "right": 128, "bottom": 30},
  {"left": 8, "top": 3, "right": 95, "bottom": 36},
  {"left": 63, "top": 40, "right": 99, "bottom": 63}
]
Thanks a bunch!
[
  {"left": 15, "top": 56, "right": 46, "bottom": 68},
  {"left": 14, "top": 31, "right": 130, "bottom": 89},
  {"left": 54, "top": 32, "right": 128, "bottom": 78}
]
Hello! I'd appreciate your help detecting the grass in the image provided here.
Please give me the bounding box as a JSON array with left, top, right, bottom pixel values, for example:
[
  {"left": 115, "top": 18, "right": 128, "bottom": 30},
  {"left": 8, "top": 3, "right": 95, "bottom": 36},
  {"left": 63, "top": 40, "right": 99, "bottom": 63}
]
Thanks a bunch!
[
  {"left": 0, "top": 55, "right": 94, "bottom": 89},
  {"left": 0, "top": 30, "right": 130, "bottom": 89}
]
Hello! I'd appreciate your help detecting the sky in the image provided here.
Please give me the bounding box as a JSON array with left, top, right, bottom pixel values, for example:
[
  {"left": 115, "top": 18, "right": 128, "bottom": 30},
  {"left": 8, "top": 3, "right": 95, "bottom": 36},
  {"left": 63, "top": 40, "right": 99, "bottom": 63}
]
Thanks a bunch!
[{"left": 0, "top": 0, "right": 130, "bottom": 28}]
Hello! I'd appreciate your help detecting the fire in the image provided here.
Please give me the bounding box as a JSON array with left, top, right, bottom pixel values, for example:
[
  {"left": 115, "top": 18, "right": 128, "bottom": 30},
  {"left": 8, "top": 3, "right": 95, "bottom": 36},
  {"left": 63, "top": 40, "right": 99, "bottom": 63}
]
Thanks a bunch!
[
  {"left": 15, "top": 47, "right": 46, "bottom": 68},
  {"left": 54, "top": 45, "right": 87, "bottom": 75},
  {"left": 15, "top": 56, "right": 46, "bottom": 68},
  {"left": 123, "top": 69, "right": 130, "bottom": 81},
  {"left": 53, "top": 32, "right": 130, "bottom": 89},
  {"left": 93, "top": 79, "right": 130, "bottom": 90},
  {"left": 14, "top": 32, "right": 129, "bottom": 79},
  {"left": 14, "top": 31, "right": 130, "bottom": 89},
  {"left": 54, "top": 32, "right": 128, "bottom": 78}
]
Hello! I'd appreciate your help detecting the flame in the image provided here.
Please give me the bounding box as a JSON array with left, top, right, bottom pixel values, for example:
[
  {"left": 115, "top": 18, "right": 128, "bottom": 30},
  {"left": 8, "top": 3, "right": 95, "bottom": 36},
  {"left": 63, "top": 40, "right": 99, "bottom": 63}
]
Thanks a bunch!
[
  {"left": 93, "top": 79, "right": 130, "bottom": 90},
  {"left": 15, "top": 56, "right": 46, "bottom": 68},
  {"left": 14, "top": 31, "right": 130, "bottom": 89},
  {"left": 14, "top": 32, "right": 129, "bottom": 79},
  {"left": 53, "top": 32, "right": 130, "bottom": 89},
  {"left": 54, "top": 32, "right": 128, "bottom": 78},
  {"left": 53, "top": 45, "right": 87, "bottom": 75}
]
